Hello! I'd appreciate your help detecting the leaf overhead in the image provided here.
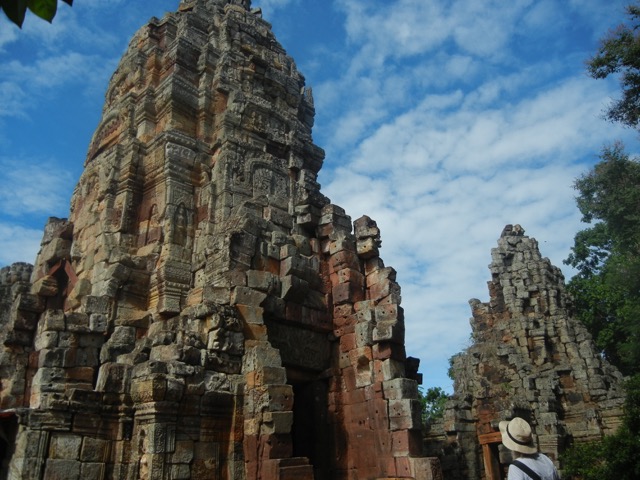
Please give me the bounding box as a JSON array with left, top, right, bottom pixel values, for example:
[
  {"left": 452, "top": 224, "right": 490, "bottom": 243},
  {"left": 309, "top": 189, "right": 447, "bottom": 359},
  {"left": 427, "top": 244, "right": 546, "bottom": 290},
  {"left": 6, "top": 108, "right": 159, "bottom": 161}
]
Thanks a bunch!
[
  {"left": 27, "top": 0, "right": 57, "bottom": 22},
  {"left": 1, "top": 0, "right": 29, "bottom": 27},
  {"left": 1, "top": 0, "right": 72, "bottom": 28}
]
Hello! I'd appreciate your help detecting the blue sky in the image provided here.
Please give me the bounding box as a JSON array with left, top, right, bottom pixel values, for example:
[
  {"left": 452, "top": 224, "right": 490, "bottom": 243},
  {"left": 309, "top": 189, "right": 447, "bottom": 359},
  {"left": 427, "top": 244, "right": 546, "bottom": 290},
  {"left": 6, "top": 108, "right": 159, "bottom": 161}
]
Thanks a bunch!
[{"left": 1, "top": 0, "right": 638, "bottom": 392}]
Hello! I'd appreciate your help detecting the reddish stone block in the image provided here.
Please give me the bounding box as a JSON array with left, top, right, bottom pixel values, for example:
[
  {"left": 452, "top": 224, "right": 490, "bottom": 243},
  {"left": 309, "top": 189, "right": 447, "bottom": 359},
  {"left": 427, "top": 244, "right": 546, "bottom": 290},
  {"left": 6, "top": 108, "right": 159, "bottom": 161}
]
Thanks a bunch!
[
  {"left": 337, "top": 268, "right": 365, "bottom": 286},
  {"left": 343, "top": 388, "right": 365, "bottom": 405},
  {"left": 365, "top": 382, "right": 384, "bottom": 400},
  {"left": 243, "top": 436, "right": 259, "bottom": 480},
  {"left": 344, "top": 402, "right": 371, "bottom": 426},
  {"left": 395, "top": 456, "right": 413, "bottom": 478},
  {"left": 329, "top": 250, "right": 360, "bottom": 272},
  {"left": 345, "top": 432, "right": 377, "bottom": 468},
  {"left": 260, "top": 433, "right": 293, "bottom": 460},
  {"left": 342, "top": 367, "right": 357, "bottom": 391},
  {"left": 329, "top": 237, "right": 355, "bottom": 256},
  {"left": 374, "top": 289, "right": 402, "bottom": 305},
  {"left": 381, "top": 457, "right": 398, "bottom": 477},
  {"left": 348, "top": 346, "right": 372, "bottom": 364},
  {"left": 368, "top": 280, "right": 395, "bottom": 302},
  {"left": 332, "top": 282, "right": 352, "bottom": 305},
  {"left": 243, "top": 323, "right": 268, "bottom": 341},
  {"left": 391, "top": 429, "right": 423, "bottom": 456},
  {"left": 334, "top": 324, "right": 356, "bottom": 338},
  {"left": 364, "top": 257, "right": 385, "bottom": 275},
  {"left": 333, "top": 315, "right": 350, "bottom": 328},
  {"left": 373, "top": 342, "right": 407, "bottom": 362},
  {"left": 334, "top": 304, "right": 354, "bottom": 317},
  {"left": 236, "top": 304, "right": 264, "bottom": 325},
  {"left": 29, "top": 350, "right": 39, "bottom": 368},
  {"left": 340, "top": 333, "right": 356, "bottom": 352},
  {"left": 368, "top": 398, "right": 389, "bottom": 427}
]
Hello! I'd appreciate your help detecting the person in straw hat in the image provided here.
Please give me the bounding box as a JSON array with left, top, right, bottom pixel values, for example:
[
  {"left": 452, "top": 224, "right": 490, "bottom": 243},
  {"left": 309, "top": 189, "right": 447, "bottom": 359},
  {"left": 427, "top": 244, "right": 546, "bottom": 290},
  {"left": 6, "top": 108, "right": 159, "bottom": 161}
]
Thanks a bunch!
[{"left": 499, "top": 417, "right": 560, "bottom": 480}]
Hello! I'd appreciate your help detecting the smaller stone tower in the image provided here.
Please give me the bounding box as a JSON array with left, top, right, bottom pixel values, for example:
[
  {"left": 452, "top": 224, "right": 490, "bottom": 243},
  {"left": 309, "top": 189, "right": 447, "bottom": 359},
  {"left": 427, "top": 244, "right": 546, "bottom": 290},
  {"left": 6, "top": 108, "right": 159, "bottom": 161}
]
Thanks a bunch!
[{"left": 434, "top": 225, "right": 625, "bottom": 480}]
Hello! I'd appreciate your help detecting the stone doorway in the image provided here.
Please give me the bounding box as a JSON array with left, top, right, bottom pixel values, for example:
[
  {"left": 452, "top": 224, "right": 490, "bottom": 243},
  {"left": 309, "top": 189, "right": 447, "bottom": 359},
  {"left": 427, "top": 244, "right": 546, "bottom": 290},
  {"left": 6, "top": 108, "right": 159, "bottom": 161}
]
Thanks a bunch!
[
  {"left": 289, "top": 373, "right": 331, "bottom": 480},
  {"left": 0, "top": 413, "right": 18, "bottom": 478},
  {"left": 479, "top": 431, "right": 507, "bottom": 480}
]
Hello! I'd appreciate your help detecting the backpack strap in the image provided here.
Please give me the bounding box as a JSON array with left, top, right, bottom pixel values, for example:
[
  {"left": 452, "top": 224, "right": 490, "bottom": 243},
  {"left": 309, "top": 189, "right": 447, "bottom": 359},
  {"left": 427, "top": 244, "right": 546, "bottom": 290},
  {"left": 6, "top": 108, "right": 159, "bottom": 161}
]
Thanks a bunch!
[{"left": 511, "top": 460, "right": 542, "bottom": 480}]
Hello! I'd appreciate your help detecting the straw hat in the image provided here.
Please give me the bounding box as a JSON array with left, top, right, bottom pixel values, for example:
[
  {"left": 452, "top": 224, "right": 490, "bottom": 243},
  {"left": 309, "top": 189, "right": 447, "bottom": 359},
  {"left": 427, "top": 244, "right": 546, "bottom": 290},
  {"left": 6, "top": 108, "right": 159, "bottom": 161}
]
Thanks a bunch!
[{"left": 499, "top": 417, "right": 537, "bottom": 454}]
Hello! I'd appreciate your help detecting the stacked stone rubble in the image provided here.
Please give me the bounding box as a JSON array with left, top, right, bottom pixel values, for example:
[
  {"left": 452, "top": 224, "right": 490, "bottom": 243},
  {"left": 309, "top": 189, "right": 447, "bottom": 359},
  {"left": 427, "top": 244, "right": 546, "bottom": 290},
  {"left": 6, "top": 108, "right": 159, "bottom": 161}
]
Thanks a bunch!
[
  {"left": 0, "top": 1, "right": 438, "bottom": 479},
  {"left": 429, "top": 225, "right": 625, "bottom": 480},
  {"left": 0, "top": 262, "right": 34, "bottom": 411}
]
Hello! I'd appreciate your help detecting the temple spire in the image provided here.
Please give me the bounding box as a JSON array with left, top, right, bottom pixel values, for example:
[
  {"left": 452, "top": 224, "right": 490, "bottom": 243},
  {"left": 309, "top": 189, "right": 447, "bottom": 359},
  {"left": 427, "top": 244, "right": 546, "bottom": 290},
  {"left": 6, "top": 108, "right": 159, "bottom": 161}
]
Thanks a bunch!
[{"left": 0, "top": 2, "right": 436, "bottom": 479}]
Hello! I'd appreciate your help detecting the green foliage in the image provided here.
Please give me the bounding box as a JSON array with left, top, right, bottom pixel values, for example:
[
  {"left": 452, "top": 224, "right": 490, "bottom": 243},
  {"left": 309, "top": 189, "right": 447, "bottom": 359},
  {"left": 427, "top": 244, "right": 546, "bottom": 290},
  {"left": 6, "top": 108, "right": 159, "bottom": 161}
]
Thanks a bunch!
[
  {"left": 418, "top": 386, "right": 448, "bottom": 424},
  {"left": 447, "top": 356, "right": 456, "bottom": 381},
  {"left": 0, "top": 0, "right": 72, "bottom": 28},
  {"left": 563, "top": 6, "right": 640, "bottom": 476},
  {"left": 561, "top": 375, "right": 640, "bottom": 480},
  {"left": 588, "top": 3, "right": 640, "bottom": 128},
  {"left": 560, "top": 440, "right": 607, "bottom": 480},
  {"left": 565, "top": 144, "right": 640, "bottom": 375}
]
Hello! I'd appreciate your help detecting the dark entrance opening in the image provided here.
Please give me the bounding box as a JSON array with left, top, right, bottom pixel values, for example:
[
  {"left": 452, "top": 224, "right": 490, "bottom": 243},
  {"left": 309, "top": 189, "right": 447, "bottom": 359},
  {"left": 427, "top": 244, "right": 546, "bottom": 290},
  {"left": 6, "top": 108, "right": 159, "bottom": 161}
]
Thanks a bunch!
[
  {"left": 0, "top": 413, "right": 18, "bottom": 478},
  {"left": 289, "top": 373, "right": 330, "bottom": 480}
]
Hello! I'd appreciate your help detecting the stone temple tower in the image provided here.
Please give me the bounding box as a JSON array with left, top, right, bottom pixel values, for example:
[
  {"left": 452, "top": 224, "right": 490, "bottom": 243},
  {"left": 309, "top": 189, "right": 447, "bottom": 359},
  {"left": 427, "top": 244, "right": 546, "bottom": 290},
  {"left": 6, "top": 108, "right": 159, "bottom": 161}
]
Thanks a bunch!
[
  {"left": 431, "top": 226, "right": 625, "bottom": 480},
  {"left": 0, "top": 1, "right": 438, "bottom": 479}
]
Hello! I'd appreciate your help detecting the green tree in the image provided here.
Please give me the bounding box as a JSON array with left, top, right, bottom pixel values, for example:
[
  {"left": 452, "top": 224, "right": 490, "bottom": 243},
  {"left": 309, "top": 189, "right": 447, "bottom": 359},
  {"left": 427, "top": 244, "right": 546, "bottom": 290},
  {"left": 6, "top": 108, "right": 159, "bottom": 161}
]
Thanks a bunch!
[
  {"left": 565, "top": 144, "right": 640, "bottom": 376},
  {"left": 1, "top": 0, "right": 72, "bottom": 28},
  {"left": 588, "top": 2, "right": 640, "bottom": 128},
  {"left": 561, "top": 375, "right": 640, "bottom": 480},
  {"left": 418, "top": 386, "right": 448, "bottom": 424}
]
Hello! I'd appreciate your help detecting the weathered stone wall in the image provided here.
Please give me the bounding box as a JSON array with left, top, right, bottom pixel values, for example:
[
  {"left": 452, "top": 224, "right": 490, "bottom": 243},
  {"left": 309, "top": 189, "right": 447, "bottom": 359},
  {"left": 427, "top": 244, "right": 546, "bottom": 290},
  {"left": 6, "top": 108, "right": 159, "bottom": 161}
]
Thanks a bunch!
[
  {"left": 0, "top": 1, "right": 438, "bottom": 479},
  {"left": 427, "top": 225, "right": 625, "bottom": 480},
  {"left": 0, "top": 262, "right": 34, "bottom": 410}
]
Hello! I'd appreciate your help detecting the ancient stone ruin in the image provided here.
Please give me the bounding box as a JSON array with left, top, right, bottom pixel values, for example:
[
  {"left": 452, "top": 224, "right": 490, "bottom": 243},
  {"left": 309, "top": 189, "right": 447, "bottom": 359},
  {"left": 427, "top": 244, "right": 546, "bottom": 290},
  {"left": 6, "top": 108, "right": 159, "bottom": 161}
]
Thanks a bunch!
[
  {"left": 426, "top": 225, "right": 626, "bottom": 480},
  {"left": 0, "top": 1, "right": 440, "bottom": 479}
]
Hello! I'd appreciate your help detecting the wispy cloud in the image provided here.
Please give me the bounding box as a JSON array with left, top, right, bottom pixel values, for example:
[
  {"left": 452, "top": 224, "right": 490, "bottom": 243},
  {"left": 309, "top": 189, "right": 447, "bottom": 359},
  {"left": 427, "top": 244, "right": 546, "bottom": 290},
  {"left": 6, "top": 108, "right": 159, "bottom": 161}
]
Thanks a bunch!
[
  {"left": 309, "top": 0, "right": 637, "bottom": 389},
  {"left": 0, "top": 52, "right": 115, "bottom": 119},
  {"left": 0, "top": 158, "right": 74, "bottom": 216},
  {"left": 0, "top": 21, "right": 18, "bottom": 49},
  {"left": 0, "top": 224, "right": 43, "bottom": 267}
]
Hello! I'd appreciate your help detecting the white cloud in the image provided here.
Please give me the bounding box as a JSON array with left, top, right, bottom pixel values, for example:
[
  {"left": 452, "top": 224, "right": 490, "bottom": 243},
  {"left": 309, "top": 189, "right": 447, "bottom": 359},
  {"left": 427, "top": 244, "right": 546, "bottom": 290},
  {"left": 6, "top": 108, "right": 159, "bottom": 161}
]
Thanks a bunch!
[
  {"left": 0, "top": 82, "right": 27, "bottom": 118},
  {"left": 312, "top": 0, "right": 637, "bottom": 390},
  {"left": 0, "top": 19, "right": 18, "bottom": 49},
  {"left": 0, "top": 53, "right": 116, "bottom": 118},
  {"left": 0, "top": 224, "right": 42, "bottom": 266},
  {"left": 0, "top": 158, "right": 74, "bottom": 216}
]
